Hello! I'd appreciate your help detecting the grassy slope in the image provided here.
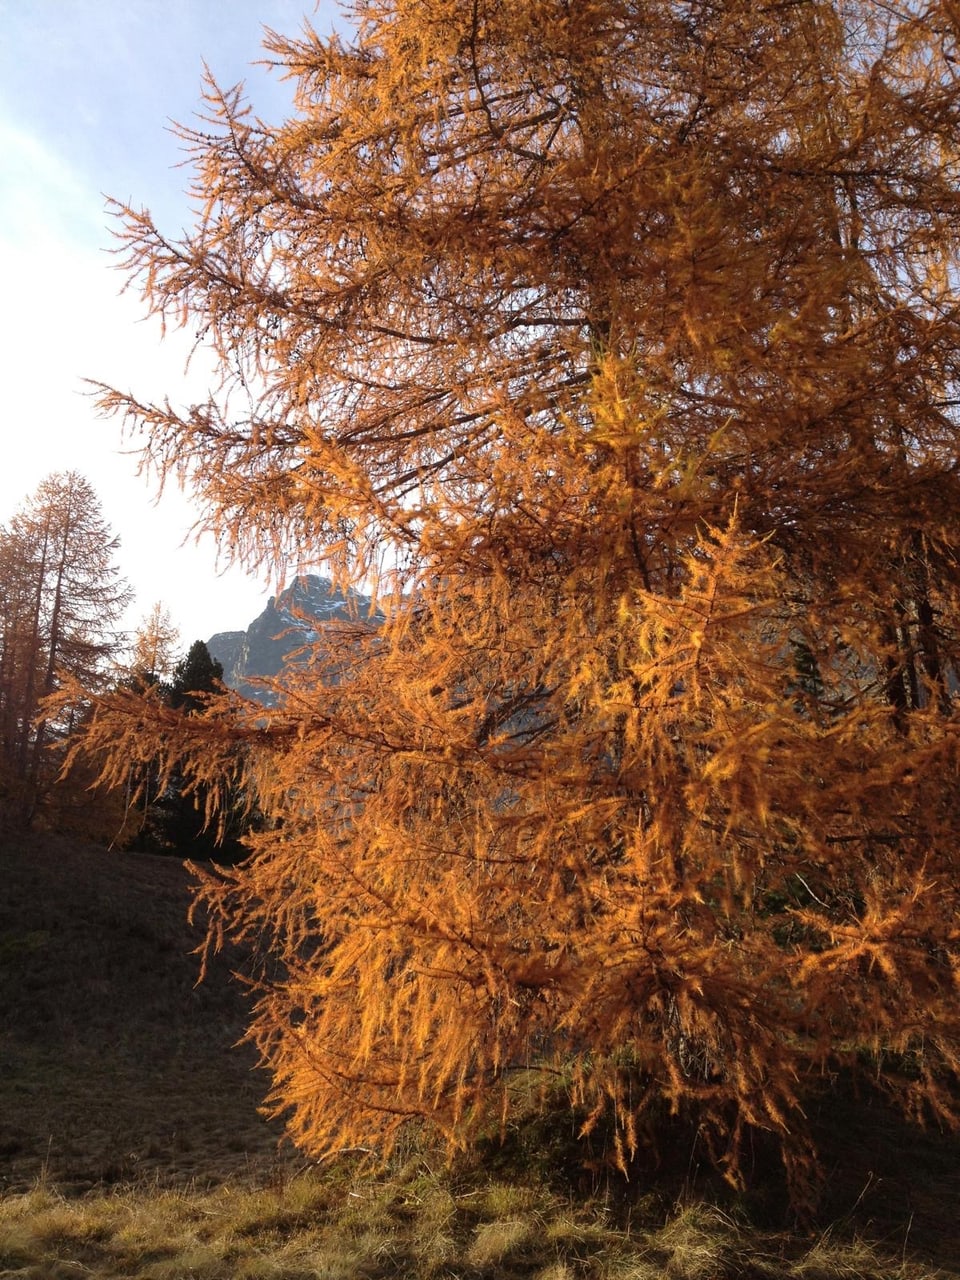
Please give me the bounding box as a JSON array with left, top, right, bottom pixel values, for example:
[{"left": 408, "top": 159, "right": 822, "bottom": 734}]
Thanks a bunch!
[
  {"left": 0, "top": 832, "right": 958, "bottom": 1279},
  {"left": 0, "top": 833, "right": 290, "bottom": 1193}
]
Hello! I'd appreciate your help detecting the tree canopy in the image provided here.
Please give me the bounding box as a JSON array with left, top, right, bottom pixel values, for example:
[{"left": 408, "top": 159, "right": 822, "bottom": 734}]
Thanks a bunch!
[{"left": 70, "top": 0, "right": 960, "bottom": 1196}]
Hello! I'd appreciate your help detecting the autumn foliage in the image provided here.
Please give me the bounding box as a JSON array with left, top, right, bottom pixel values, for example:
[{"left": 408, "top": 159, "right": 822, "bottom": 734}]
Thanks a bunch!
[
  {"left": 66, "top": 0, "right": 960, "bottom": 1193},
  {"left": 1, "top": 473, "right": 130, "bottom": 829}
]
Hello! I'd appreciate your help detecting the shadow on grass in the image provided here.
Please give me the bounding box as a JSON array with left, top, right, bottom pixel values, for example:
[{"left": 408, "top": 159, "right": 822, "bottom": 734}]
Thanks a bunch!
[{"left": 1, "top": 832, "right": 958, "bottom": 1277}]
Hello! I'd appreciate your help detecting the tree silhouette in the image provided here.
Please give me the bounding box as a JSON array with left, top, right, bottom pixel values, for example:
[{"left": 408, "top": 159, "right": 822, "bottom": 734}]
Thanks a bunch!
[
  {"left": 66, "top": 0, "right": 960, "bottom": 1196},
  {"left": 169, "top": 640, "right": 223, "bottom": 713},
  {"left": 158, "top": 641, "right": 244, "bottom": 859},
  {"left": 118, "top": 639, "right": 251, "bottom": 859}
]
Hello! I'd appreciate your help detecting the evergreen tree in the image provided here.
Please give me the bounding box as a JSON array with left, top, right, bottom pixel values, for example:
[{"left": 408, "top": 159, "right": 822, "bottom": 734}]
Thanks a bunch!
[
  {"left": 124, "top": 639, "right": 247, "bottom": 859},
  {"left": 168, "top": 640, "right": 223, "bottom": 713},
  {"left": 157, "top": 641, "right": 238, "bottom": 859}
]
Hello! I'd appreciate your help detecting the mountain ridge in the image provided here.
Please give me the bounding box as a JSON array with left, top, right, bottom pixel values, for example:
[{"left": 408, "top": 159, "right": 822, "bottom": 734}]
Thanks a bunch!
[{"left": 208, "top": 573, "right": 376, "bottom": 698}]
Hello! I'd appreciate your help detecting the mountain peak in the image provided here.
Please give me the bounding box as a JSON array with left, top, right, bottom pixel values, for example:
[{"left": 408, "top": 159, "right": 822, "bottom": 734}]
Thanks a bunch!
[{"left": 208, "top": 574, "right": 375, "bottom": 698}]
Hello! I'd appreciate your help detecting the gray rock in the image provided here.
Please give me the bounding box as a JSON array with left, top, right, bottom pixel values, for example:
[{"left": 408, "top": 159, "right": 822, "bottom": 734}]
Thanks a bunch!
[{"left": 208, "top": 575, "right": 377, "bottom": 700}]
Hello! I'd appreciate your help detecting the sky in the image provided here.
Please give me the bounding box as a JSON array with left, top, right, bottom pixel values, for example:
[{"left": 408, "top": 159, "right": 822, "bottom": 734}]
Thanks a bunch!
[{"left": 0, "top": 0, "right": 344, "bottom": 649}]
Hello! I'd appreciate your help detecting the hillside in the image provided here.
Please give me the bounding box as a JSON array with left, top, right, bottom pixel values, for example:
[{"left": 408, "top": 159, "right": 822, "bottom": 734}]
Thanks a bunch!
[
  {"left": 1, "top": 834, "right": 960, "bottom": 1278},
  {"left": 0, "top": 834, "right": 292, "bottom": 1195}
]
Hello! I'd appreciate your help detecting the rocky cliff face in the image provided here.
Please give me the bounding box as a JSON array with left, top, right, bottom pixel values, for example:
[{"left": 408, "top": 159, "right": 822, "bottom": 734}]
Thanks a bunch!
[{"left": 208, "top": 575, "right": 376, "bottom": 700}]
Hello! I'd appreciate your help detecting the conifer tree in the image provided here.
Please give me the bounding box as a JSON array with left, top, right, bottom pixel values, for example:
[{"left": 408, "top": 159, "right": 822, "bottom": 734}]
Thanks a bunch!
[
  {"left": 120, "top": 637, "right": 249, "bottom": 857},
  {"left": 158, "top": 641, "right": 244, "bottom": 859},
  {"left": 67, "top": 0, "right": 960, "bottom": 1193},
  {"left": 169, "top": 640, "right": 223, "bottom": 714},
  {"left": 0, "top": 472, "right": 130, "bottom": 824},
  {"left": 120, "top": 605, "right": 181, "bottom": 846},
  {"left": 130, "top": 602, "right": 180, "bottom": 687}
]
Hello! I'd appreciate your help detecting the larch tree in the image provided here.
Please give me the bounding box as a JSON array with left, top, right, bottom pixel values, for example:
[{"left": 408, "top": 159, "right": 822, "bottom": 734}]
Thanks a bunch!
[
  {"left": 118, "top": 603, "right": 182, "bottom": 846},
  {"left": 130, "top": 601, "right": 181, "bottom": 687},
  {"left": 66, "top": 0, "right": 960, "bottom": 1193},
  {"left": 0, "top": 472, "right": 131, "bottom": 824}
]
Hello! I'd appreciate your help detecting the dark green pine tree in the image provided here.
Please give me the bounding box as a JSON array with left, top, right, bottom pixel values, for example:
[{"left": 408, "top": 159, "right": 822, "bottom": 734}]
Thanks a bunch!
[
  {"left": 156, "top": 641, "right": 248, "bottom": 861},
  {"left": 168, "top": 639, "right": 223, "bottom": 714}
]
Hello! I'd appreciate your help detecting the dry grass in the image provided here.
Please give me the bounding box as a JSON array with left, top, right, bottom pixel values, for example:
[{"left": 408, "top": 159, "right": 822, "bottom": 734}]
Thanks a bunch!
[
  {"left": 0, "top": 1167, "right": 952, "bottom": 1280},
  {"left": 1, "top": 831, "right": 959, "bottom": 1279}
]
